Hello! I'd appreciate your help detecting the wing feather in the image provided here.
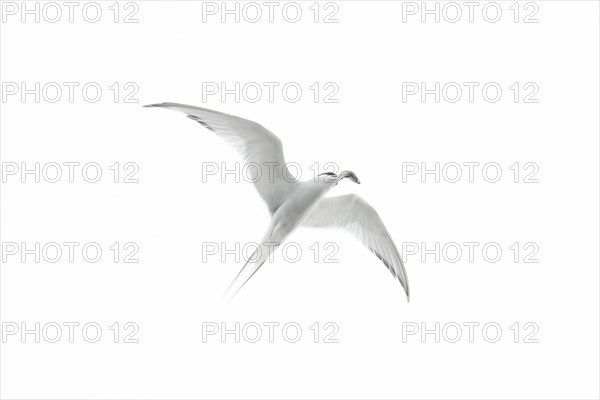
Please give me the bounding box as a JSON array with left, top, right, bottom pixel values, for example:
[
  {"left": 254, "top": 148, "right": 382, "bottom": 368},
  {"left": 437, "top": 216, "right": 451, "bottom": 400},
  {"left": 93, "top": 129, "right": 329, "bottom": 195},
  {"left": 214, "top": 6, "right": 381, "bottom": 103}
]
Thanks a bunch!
[
  {"left": 302, "top": 194, "right": 410, "bottom": 300},
  {"left": 146, "top": 103, "right": 296, "bottom": 214}
]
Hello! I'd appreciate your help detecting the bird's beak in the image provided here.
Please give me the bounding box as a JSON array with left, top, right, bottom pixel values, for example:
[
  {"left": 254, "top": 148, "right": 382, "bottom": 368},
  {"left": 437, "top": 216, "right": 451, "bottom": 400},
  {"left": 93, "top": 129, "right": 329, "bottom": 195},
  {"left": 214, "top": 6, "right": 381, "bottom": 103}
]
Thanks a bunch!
[{"left": 337, "top": 170, "right": 361, "bottom": 184}]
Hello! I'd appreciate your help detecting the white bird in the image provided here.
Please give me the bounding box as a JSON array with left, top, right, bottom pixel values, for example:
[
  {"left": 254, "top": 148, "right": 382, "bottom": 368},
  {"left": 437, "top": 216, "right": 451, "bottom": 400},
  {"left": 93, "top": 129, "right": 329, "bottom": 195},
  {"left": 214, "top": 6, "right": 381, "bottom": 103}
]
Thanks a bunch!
[{"left": 145, "top": 103, "right": 410, "bottom": 302}]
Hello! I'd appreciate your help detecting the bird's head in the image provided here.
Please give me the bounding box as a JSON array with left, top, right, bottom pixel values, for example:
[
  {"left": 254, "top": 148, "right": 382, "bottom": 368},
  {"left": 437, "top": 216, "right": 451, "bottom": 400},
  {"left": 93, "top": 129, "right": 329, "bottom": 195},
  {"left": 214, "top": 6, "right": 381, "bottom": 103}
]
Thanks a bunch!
[{"left": 317, "top": 170, "right": 361, "bottom": 186}]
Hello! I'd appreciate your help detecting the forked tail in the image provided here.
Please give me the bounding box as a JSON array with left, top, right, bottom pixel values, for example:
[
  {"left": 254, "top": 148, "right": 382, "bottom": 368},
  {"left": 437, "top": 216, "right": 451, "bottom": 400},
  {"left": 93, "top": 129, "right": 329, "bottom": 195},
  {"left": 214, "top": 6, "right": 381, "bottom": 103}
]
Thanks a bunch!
[{"left": 222, "top": 239, "right": 280, "bottom": 303}]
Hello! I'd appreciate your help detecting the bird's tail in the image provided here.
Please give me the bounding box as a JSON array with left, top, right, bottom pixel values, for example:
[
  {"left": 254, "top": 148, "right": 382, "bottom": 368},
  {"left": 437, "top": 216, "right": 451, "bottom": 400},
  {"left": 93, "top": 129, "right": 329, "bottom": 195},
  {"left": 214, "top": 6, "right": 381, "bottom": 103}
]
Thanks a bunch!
[{"left": 222, "top": 239, "right": 280, "bottom": 303}]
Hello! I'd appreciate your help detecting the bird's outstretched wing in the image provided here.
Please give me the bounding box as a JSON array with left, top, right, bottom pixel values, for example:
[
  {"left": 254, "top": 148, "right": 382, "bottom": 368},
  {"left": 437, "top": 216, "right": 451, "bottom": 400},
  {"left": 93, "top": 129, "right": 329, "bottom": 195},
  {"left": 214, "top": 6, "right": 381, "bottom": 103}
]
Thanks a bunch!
[
  {"left": 302, "top": 194, "right": 410, "bottom": 301},
  {"left": 145, "top": 102, "right": 296, "bottom": 214}
]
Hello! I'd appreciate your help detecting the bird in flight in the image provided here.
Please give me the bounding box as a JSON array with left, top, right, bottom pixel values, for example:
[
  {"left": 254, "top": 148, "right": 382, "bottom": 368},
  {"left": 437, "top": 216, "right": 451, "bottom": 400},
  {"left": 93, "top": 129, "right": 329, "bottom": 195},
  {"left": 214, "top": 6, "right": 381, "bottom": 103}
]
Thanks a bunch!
[{"left": 145, "top": 103, "right": 410, "bottom": 302}]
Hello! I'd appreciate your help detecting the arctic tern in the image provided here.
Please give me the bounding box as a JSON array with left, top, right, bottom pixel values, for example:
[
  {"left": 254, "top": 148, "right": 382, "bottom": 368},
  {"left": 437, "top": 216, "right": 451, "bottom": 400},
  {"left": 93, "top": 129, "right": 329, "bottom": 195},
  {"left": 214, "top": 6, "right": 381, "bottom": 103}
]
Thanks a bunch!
[{"left": 145, "top": 103, "right": 410, "bottom": 302}]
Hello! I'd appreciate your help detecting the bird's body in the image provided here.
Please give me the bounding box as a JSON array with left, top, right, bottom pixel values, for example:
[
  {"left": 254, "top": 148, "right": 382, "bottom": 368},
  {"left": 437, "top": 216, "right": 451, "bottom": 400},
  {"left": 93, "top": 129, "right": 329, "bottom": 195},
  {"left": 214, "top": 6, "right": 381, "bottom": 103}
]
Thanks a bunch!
[
  {"left": 145, "top": 102, "right": 410, "bottom": 302},
  {"left": 272, "top": 175, "right": 334, "bottom": 237},
  {"left": 224, "top": 174, "right": 338, "bottom": 299}
]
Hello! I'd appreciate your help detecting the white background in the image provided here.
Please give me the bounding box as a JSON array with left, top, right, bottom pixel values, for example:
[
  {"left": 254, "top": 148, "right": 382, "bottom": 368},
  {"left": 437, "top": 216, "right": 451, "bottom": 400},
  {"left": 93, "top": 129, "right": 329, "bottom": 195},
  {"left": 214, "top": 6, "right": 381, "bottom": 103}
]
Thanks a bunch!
[{"left": 1, "top": 1, "right": 599, "bottom": 399}]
